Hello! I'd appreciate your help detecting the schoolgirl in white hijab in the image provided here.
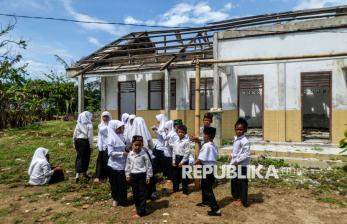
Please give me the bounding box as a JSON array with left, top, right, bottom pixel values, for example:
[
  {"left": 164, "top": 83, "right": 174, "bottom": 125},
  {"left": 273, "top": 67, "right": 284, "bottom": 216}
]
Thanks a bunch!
[
  {"left": 107, "top": 120, "right": 128, "bottom": 206},
  {"left": 28, "top": 147, "right": 64, "bottom": 185},
  {"left": 95, "top": 111, "right": 112, "bottom": 182},
  {"left": 73, "top": 111, "right": 93, "bottom": 183},
  {"left": 159, "top": 120, "right": 175, "bottom": 181},
  {"left": 121, "top": 113, "right": 130, "bottom": 124},
  {"left": 152, "top": 114, "right": 168, "bottom": 174},
  {"left": 114, "top": 120, "right": 126, "bottom": 144},
  {"left": 130, "top": 117, "right": 154, "bottom": 150},
  {"left": 124, "top": 114, "right": 136, "bottom": 146}
]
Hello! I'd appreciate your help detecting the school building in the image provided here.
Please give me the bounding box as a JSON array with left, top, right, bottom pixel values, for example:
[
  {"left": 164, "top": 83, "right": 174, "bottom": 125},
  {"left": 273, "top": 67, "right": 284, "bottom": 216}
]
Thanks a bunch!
[{"left": 67, "top": 6, "right": 347, "bottom": 144}]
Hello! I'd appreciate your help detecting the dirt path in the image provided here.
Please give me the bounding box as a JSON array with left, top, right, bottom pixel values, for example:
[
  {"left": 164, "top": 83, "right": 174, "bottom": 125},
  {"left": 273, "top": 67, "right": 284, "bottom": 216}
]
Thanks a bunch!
[{"left": 0, "top": 182, "right": 346, "bottom": 224}]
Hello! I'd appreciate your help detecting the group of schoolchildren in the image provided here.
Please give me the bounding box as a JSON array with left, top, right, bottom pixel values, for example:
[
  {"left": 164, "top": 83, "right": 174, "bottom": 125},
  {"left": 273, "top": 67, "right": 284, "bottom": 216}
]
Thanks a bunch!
[{"left": 28, "top": 111, "right": 251, "bottom": 218}]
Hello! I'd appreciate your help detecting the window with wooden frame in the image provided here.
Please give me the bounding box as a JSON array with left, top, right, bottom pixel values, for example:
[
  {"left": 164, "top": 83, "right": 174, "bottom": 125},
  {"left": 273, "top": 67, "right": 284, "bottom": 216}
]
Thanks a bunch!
[
  {"left": 190, "top": 78, "right": 221, "bottom": 110},
  {"left": 148, "top": 79, "right": 177, "bottom": 110}
]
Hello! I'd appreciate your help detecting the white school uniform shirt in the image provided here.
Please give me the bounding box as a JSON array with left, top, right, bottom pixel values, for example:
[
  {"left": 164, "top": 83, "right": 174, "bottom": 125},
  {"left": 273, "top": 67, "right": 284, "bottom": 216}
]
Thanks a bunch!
[
  {"left": 97, "top": 111, "right": 112, "bottom": 151},
  {"left": 165, "top": 131, "right": 177, "bottom": 157},
  {"left": 28, "top": 147, "right": 54, "bottom": 185},
  {"left": 198, "top": 141, "right": 218, "bottom": 165},
  {"left": 97, "top": 124, "right": 108, "bottom": 151},
  {"left": 154, "top": 129, "right": 168, "bottom": 152},
  {"left": 73, "top": 111, "right": 93, "bottom": 147},
  {"left": 125, "top": 149, "right": 153, "bottom": 179},
  {"left": 230, "top": 135, "right": 251, "bottom": 166},
  {"left": 172, "top": 137, "right": 191, "bottom": 163},
  {"left": 154, "top": 114, "right": 168, "bottom": 152},
  {"left": 107, "top": 120, "right": 127, "bottom": 171}
]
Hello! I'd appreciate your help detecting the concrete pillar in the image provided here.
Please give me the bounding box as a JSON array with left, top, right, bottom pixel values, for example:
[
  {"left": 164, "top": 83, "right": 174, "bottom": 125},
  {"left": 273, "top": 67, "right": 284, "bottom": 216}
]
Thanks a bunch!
[
  {"left": 100, "top": 77, "right": 106, "bottom": 111},
  {"left": 212, "top": 32, "right": 222, "bottom": 147},
  {"left": 164, "top": 69, "right": 171, "bottom": 119},
  {"left": 78, "top": 75, "right": 84, "bottom": 114}
]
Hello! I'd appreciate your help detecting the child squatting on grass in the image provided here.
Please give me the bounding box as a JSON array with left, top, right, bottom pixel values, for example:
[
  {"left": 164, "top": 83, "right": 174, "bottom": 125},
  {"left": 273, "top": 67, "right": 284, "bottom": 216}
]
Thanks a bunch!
[{"left": 28, "top": 147, "right": 64, "bottom": 186}]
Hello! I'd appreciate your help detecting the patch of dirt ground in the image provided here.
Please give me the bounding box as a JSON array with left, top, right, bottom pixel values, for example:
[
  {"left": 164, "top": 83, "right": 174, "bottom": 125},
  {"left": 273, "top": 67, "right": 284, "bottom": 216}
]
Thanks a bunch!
[{"left": 0, "top": 182, "right": 346, "bottom": 224}]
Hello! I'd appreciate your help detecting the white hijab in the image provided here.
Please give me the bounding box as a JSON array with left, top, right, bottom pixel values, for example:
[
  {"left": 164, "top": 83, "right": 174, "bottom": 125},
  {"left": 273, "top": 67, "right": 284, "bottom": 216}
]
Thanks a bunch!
[
  {"left": 125, "top": 114, "right": 136, "bottom": 143},
  {"left": 78, "top": 111, "right": 92, "bottom": 125},
  {"left": 121, "top": 113, "right": 130, "bottom": 124},
  {"left": 76, "top": 111, "right": 93, "bottom": 135},
  {"left": 107, "top": 120, "right": 125, "bottom": 148},
  {"left": 28, "top": 147, "right": 49, "bottom": 176},
  {"left": 155, "top": 114, "right": 168, "bottom": 132},
  {"left": 100, "top": 111, "right": 112, "bottom": 124},
  {"left": 97, "top": 111, "right": 112, "bottom": 150},
  {"left": 165, "top": 120, "right": 174, "bottom": 136},
  {"left": 130, "top": 117, "right": 152, "bottom": 148}
]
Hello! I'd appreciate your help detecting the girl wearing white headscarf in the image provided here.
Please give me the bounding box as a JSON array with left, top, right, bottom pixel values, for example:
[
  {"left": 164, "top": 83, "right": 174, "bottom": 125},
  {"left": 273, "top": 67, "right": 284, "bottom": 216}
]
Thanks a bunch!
[
  {"left": 121, "top": 113, "right": 130, "bottom": 124},
  {"left": 130, "top": 117, "right": 154, "bottom": 151},
  {"left": 107, "top": 120, "right": 128, "bottom": 206},
  {"left": 124, "top": 114, "right": 136, "bottom": 146},
  {"left": 95, "top": 111, "right": 112, "bottom": 182},
  {"left": 161, "top": 120, "right": 175, "bottom": 180},
  {"left": 28, "top": 147, "right": 64, "bottom": 185},
  {"left": 130, "top": 117, "right": 158, "bottom": 199},
  {"left": 73, "top": 111, "right": 93, "bottom": 183},
  {"left": 152, "top": 114, "right": 168, "bottom": 174}
]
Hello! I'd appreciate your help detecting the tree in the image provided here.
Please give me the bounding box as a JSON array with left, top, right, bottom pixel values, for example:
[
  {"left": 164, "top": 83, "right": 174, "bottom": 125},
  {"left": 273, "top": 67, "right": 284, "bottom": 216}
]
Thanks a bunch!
[{"left": 0, "top": 21, "right": 27, "bottom": 129}]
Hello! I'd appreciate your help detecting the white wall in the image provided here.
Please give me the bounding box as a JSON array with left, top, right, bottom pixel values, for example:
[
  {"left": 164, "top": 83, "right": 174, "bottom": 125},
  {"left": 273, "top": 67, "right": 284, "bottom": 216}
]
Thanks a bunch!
[
  {"left": 218, "top": 29, "right": 347, "bottom": 59},
  {"left": 217, "top": 30, "right": 347, "bottom": 111}
]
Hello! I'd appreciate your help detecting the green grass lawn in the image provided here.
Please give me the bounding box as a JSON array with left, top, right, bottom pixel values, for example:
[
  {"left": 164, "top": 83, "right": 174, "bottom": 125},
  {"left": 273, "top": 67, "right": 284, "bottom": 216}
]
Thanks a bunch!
[{"left": 0, "top": 120, "right": 112, "bottom": 206}]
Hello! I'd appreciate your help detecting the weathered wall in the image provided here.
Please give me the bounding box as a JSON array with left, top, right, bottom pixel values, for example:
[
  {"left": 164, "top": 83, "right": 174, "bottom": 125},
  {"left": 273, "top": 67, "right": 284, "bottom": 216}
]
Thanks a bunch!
[{"left": 217, "top": 27, "right": 347, "bottom": 143}]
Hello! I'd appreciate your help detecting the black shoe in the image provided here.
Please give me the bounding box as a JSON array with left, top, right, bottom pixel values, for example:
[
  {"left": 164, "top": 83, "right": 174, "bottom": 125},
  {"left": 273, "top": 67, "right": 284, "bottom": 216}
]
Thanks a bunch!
[
  {"left": 196, "top": 202, "right": 208, "bottom": 207},
  {"left": 208, "top": 210, "right": 221, "bottom": 216},
  {"left": 75, "top": 177, "right": 80, "bottom": 183}
]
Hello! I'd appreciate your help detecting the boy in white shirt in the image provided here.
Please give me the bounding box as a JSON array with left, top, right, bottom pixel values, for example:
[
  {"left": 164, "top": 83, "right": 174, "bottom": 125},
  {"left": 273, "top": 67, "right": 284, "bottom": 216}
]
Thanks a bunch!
[
  {"left": 172, "top": 125, "right": 191, "bottom": 195},
  {"left": 230, "top": 118, "right": 251, "bottom": 207},
  {"left": 125, "top": 135, "right": 153, "bottom": 218},
  {"left": 190, "top": 112, "right": 213, "bottom": 146},
  {"left": 195, "top": 126, "right": 221, "bottom": 216}
]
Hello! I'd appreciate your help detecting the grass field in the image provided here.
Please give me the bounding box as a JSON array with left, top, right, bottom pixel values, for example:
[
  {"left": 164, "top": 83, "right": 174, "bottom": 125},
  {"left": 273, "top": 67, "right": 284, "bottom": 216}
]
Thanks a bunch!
[{"left": 0, "top": 121, "right": 346, "bottom": 224}]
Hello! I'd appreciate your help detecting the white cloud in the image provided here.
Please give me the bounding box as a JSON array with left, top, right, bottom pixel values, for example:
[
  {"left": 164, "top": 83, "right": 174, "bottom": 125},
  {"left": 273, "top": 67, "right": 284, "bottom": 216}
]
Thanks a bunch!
[
  {"left": 223, "top": 3, "right": 234, "bottom": 11},
  {"left": 123, "top": 2, "right": 233, "bottom": 27},
  {"left": 87, "top": 36, "right": 102, "bottom": 47},
  {"left": 19, "top": 60, "right": 65, "bottom": 78},
  {"left": 124, "top": 16, "right": 156, "bottom": 26},
  {"left": 25, "top": 42, "right": 75, "bottom": 60},
  {"left": 63, "top": 0, "right": 127, "bottom": 36},
  {"left": 294, "top": 0, "right": 347, "bottom": 10},
  {"left": 0, "top": 0, "right": 53, "bottom": 11},
  {"left": 159, "top": 2, "right": 230, "bottom": 26}
]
